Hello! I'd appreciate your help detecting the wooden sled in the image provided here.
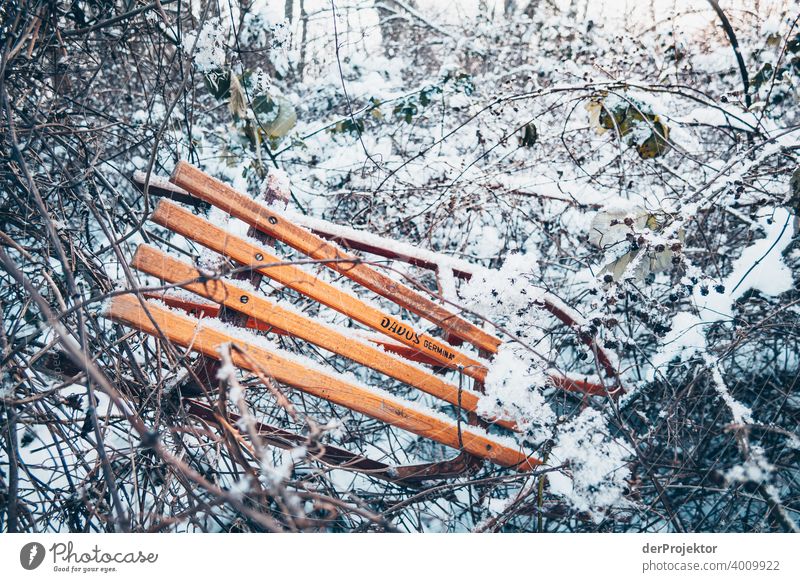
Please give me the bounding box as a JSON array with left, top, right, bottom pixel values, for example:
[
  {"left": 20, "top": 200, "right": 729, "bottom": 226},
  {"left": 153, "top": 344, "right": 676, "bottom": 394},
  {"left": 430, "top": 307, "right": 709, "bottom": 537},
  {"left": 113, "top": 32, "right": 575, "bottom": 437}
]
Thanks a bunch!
[
  {"left": 111, "top": 163, "right": 621, "bottom": 484},
  {"left": 133, "top": 169, "right": 619, "bottom": 396}
]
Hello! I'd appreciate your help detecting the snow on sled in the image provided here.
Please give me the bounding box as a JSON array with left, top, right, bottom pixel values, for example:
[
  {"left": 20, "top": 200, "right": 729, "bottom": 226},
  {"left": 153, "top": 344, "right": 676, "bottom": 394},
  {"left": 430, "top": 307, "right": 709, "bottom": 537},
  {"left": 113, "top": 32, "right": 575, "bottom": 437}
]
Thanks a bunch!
[{"left": 111, "top": 163, "right": 621, "bottom": 483}]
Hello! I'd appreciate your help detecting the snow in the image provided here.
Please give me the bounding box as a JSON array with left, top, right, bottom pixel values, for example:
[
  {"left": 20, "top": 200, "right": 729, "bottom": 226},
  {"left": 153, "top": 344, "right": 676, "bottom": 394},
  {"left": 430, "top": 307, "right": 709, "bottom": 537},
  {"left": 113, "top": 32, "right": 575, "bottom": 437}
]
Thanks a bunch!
[
  {"left": 706, "top": 353, "right": 753, "bottom": 425},
  {"left": 227, "top": 476, "right": 252, "bottom": 499},
  {"left": 726, "top": 207, "right": 793, "bottom": 300},
  {"left": 725, "top": 448, "right": 774, "bottom": 485},
  {"left": 264, "top": 167, "right": 291, "bottom": 199},
  {"left": 131, "top": 109, "right": 148, "bottom": 124},
  {"left": 656, "top": 207, "right": 793, "bottom": 368},
  {"left": 261, "top": 446, "right": 306, "bottom": 487},
  {"left": 761, "top": 13, "right": 782, "bottom": 36},
  {"left": 649, "top": 207, "right": 793, "bottom": 424},
  {"left": 183, "top": 17, "right": 227, "bottom": 73},
  {"left": 479, "top": 342, "right": 554, "bottom": 436},
  {"left": 547, "top": 409, "right": 632, "bottom": 520},
  {"left": 672, "top": 106, "right": 759, "bottom": 132}
]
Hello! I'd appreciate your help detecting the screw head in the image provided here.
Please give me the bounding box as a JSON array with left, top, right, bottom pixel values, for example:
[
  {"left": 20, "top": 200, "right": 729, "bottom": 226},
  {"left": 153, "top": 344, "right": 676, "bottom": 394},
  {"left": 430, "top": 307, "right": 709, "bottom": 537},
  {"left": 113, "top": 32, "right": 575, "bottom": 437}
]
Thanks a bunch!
[
  {"left": 268, "top": 216, "right": 278, "bottom": 225},
  {"left": 255, "top": 253, "right": 264, "bottom": 261},
  {"left": 240, "top": 295, "right": 249, "bottom": 304}
]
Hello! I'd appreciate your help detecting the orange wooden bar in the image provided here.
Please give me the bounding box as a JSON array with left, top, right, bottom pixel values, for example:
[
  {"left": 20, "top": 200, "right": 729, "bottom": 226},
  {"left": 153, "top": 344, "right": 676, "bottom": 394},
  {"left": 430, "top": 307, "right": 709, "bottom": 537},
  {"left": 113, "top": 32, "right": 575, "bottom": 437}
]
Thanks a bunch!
[
  {"left": 170, "top": 161, "right": 503, "bottom": 354},
  {"left": 146, "top": 292, "right": 453, "bottom": 366},
  {"left": 131, "top": 244, "right": 518, "bottom": 431},
  {"left": 104, "top": 295, "right": 539, "bottom": 470},
  {"left": 151, "top": 199, "right": 490, "bottom": 382},
  {"left": 149, "top": 293, "right": 614, "bottom": 397}
]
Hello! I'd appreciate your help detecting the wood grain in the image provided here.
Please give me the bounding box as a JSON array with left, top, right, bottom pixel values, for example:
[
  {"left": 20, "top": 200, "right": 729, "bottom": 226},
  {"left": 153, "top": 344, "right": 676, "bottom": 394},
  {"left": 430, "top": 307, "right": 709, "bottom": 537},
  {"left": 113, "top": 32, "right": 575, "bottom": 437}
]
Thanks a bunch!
[
  {"left": 151, "top": 199, "right": 489, "bottom": 382},
  {"left": 170, "top": 161, "right": 502, "bottom": 354},
  {"left": 104, "top": 295, "right": 539, "bottom": 470},
  {"left": 131, "top": 244, "right": 518, "bottom": 431}
]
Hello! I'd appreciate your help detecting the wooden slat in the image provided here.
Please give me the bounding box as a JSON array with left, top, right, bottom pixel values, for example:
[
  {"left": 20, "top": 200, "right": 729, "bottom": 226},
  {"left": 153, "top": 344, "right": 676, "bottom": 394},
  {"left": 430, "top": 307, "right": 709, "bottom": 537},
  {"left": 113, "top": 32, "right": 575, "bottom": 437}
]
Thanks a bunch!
[
  {"left": 135, "top": 170, "right": 620, "bottom": 390},
  {"left": 104, "top": 295, "right": 539, "bottom": 470},
  {"left": 150, "top": 199, "right": 489, "bottom": 383},
  {"left": 170, "top": 161, "right": 502, "bottom": 354},
  {"left": 147, "top": 293, "right": 440, "bottom": 363},
  {"left": 352, "top": 332, "right": 446, "bottom": 368},
  {"left": 147, "top": 293, "right": 616, "bottom": 398},
  {"left": 131, "top": 244, "right": 517, "bottom": 431}
]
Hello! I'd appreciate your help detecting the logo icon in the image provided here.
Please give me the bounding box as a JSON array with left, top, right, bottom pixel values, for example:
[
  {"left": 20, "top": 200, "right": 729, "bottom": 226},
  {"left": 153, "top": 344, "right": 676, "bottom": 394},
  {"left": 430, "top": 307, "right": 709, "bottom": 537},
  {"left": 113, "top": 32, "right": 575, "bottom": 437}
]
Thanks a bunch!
[{"left": 20, "top": 542, "right": 46, "bottom": 570}]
